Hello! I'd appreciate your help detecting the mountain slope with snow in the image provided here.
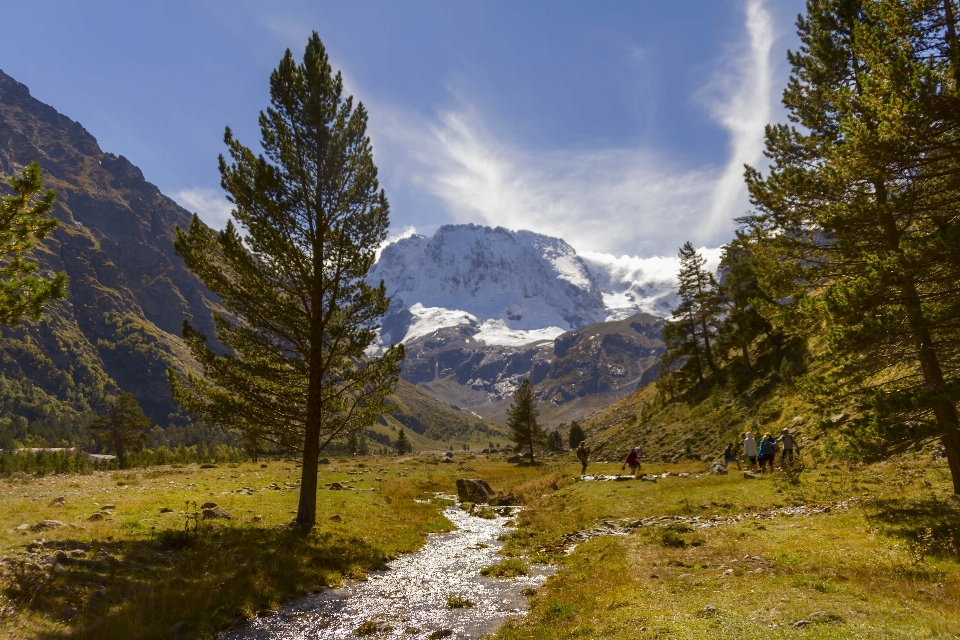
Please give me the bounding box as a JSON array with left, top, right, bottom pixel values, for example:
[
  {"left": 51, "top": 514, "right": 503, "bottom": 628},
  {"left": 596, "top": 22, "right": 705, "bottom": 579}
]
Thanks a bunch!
[{"left": 366, "top": 224, "right": 694, "bottom": 422}]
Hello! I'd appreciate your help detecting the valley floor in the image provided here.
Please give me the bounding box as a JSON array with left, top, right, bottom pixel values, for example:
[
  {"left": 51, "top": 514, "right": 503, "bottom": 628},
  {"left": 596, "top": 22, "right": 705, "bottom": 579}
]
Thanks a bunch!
[{"left": 0, "top": 453, "right": 957, "bottom": 639}]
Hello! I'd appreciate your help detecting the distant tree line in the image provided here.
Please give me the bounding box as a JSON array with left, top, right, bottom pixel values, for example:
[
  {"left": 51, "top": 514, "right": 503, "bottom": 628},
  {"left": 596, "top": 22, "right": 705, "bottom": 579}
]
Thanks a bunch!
[{"left": 659, "top": 0, "right": 960, "bottom": 494}]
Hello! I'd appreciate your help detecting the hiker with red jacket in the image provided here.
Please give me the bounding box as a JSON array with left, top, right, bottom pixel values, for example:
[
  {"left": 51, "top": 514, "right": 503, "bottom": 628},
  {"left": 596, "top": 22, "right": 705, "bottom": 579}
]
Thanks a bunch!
[{"left": 621, "top": 446, "right": 643, "bottom": 476}]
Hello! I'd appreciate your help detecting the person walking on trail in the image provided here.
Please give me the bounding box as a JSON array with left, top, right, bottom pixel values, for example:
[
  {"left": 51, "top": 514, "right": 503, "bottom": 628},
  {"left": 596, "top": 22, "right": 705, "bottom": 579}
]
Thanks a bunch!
[
  {"left": 576, "top": 441, "right": 590, "bottom": 476},
  {"left": 622, "top": 446, "right": 642, "bottom": 476},
  {"left": 758, "top": 433, "right": 776, "bottom": 472},
  {"left": 777, "top": 428, "right": 796, "bottom": 467},
  {"left": 723, "top": 442, "right": 741, "bottom": 470},
  {"left": 742, "top": 432, "right": 758, "bottom": 469}
]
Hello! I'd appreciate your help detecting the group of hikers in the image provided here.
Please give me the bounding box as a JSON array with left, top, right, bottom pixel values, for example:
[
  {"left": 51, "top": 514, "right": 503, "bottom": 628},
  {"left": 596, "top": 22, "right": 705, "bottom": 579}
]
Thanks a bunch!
[
  {"left": 724, "top": 428, "right": 797, "bottom": 472},
  {"left": 573, "top": 426, "right": 798, "bottom": 477}
]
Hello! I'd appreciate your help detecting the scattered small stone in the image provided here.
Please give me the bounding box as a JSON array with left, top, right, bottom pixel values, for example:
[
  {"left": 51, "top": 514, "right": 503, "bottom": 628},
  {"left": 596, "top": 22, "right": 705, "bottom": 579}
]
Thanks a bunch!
[
  {"left": 15, "top": 524, "right": 28, "bottom": 531},
  {"left": 794, "top": 620, "right": 808, "bottom": 628},
  {"left": 704, "top": 605, "right": 717, "bottom": 614},
  {"left": 101, "top": 504, "right": 115, "bottom": 511},
  {"left": 521, "top": 588, "right": 537, "bottom": 596},
  {"left": 159, "top": 507, "right": 174, "bottom": 513},
  {"left": 48, "top": 496, "right": 65, "bottom": 506},
  {"left": 87, "top": 512, "right": 105, "bottom": 522},
  {"left": 329, "top": 482, "right": 343, "bottom": 490},
  {"left": 329, "top": 514, "right": 343, "bottom": 523},
  {"left": 640, "top": 474, "right": 658, "bottom": 483},
  {"left": 201, "top": 502, "right": 218, "bottom": 509},
  {"left": 253, "top": 515, "right": 262, "bottom": 522},
  {"left": 744, "top": 471, "right": 761, "bottom": 479},
  {"left": 429, "top": 630, "right": 453, "bottom": 639}
]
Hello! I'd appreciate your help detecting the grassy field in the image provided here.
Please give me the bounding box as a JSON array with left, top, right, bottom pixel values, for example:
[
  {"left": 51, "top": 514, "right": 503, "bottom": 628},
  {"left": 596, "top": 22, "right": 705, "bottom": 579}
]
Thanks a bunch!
[
  {"left": 1, "top": 452, "right": 957, "bottom": 639},
  {"left": 0, "top": 456, "right": 546, "bottom": 639},
  {"left": 494, "top": 455, "right": 960, "bottom": 640}
]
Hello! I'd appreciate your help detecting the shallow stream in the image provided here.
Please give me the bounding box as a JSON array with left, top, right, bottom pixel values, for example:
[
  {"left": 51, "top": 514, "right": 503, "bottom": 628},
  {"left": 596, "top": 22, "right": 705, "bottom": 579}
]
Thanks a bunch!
[{"left": 224, "top": 504, "right": 552, "bottom": 639}]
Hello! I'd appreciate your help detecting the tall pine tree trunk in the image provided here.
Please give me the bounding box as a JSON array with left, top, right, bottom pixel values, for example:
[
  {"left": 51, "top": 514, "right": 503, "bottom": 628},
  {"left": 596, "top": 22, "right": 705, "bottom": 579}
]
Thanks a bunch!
[
  {"left": 298, "top": 356, "right": 323, "bottom": 527},
  {"left": 701, "top": 320, "right": 719, "bottom": 374},
  {"left": 741, "top": 343, "right": 752, "bottom": 375},
  {"left": 878, "top": 187, "right": 960, "bottom": 493},
  {"left": 686, "top": 314, "right": 705, "bottom": 384}
]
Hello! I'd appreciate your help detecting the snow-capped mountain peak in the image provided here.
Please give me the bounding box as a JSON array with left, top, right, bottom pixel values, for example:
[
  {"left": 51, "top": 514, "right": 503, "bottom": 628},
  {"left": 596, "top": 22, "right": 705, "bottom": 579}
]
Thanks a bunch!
[{"left": 368, "top": 223, "right": 719, "bottom": 346}]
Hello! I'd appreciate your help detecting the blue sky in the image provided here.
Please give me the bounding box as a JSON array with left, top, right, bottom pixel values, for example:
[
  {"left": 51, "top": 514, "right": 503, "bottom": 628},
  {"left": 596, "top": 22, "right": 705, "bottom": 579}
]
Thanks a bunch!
[{"left": 0, "top": 0, "right": 804, "bottom": 258}]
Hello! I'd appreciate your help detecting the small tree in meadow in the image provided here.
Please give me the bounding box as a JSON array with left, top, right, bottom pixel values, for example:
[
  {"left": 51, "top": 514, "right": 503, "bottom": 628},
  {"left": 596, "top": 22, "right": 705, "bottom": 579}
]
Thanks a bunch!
[{"left": 90, "top": 393, "right": 151, "bottom": 469}]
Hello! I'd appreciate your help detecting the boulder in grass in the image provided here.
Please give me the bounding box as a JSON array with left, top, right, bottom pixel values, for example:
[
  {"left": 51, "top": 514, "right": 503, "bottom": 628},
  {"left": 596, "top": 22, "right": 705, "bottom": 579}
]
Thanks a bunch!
[
  {"left": 31, "top": 520, "right": 64, "bottom": 532},
  {"left": 201, "top": 506, "right": 231, "bottom": 520},
  {"left": 87, "top": 512, "right": 105, "bottom": 522},
  {"left": 201, "top": 502, "right": 218, "bottom": 510},
  {"left": 744, "top": 471, "right": 762, "bottom": 479},
  {"left": 709, "top": 461, "right": 728, "bottom": 475},
  {"left": 329, "top": 482, "right": 344, "bottom": 490},
  {"left": 456, "top": 478, "right": 494, "bottom": 503},
  {"left": 48, "top": 496, "right": 65, "bottom": 506},
  {"left": 329, "top": 514, "right": 343, "bottom": 523},
  {"left": 640, "top": 474, "right": 658, "bottom": 483}
]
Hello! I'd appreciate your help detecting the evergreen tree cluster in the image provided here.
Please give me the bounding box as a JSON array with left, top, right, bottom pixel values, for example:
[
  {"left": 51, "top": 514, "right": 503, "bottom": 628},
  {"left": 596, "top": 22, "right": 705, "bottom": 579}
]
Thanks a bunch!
[{"left": 660, "top": 0, "right": 960, "bottom": 493}]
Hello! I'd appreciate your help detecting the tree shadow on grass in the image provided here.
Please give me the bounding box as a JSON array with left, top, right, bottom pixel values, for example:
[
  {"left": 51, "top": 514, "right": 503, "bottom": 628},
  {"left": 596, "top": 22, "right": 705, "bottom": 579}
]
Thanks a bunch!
[
  {"left": 8, "top": 524, "right": 391, "bottom": 640},
  {"left": 864, "top": 495, "right": 960, "bottom": 559}
]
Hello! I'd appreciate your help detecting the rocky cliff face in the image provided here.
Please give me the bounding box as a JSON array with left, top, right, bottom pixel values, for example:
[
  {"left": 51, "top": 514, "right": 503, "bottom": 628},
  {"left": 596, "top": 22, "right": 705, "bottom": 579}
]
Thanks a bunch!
[{"left": 0, "top": 69, "right": 219, "bottom": 425}]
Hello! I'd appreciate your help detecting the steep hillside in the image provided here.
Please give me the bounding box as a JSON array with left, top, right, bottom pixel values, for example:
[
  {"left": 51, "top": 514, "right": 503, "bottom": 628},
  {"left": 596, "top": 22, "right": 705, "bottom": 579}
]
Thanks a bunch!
[
  {"left": 402, "top": 312, "right": 665, "bottom": 426},
  {"left": 577, "top": 337, "right": 826, "bottom": 464},
  {"left": 0, "top": 69, "right": 218, "bottom": 427}
]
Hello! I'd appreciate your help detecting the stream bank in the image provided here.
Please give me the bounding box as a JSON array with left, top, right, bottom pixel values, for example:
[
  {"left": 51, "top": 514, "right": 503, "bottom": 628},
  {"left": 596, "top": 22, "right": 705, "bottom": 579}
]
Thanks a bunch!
[{"left": 223, "top": 504, "right": 552, "bottom": 639}]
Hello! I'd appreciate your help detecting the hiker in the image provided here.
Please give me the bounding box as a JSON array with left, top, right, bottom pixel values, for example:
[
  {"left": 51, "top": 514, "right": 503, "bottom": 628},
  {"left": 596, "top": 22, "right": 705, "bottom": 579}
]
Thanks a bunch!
[
  {"left": 622, "top": 446, "right": 642, "bottom": 476},
  {"left": 742, "top": 432, "right": 758, "bottom": 469},
  {"left": 723, "top": 442, "right": 741, "bottom": 470},
  {"left": 777, "top": 428, "right": 796, "bottom": 467},
  {"left": 758, "top": 432, "right": 776, "bottom": 472},
  {"left": 576, "top": 441, "right": 590, "bottom": 476}
]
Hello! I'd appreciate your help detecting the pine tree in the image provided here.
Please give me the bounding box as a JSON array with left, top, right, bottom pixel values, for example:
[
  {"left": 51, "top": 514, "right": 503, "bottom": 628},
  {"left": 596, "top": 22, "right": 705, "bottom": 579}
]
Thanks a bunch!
[
  {"left": 90, "top": 392, "right": 151, "bottom": 470},
  {"left": 660, "top": 242, "right": 721, "bottom": 394},
  {"left": 0, "top": 162, "right": 67, "bottom": 324},
  {"left": 715, "top": 232, "right": 772, "bottom": 375},
  {"left": 395, "top": 428, "right": 410, "bottom": 454},
  {"left": 506, "top": 379, "right": 543, "bottom": 463},
  {"left": 568, "top": 421, "right": 585, "bottom": 449},
  {"left": 169, "top": 33, "right": 404, "bottom": 526},
  {"left": 743, "top": 0, "right": 960, "bottom": 491}
]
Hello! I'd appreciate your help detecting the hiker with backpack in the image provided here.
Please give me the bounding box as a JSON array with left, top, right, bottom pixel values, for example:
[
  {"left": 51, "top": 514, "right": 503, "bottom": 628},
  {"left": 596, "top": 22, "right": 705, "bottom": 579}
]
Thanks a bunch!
[
  {"left": 758, "top": 433, "right": 777, "bottom": 472},
  {"left": 777, "top": 428, "right": 796, "bottom": 467}
]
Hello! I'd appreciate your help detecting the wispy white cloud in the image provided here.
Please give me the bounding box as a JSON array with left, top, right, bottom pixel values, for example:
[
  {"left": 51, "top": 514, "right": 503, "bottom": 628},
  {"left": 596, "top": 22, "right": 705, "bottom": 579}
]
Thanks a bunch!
[
  {"left": 375, "top": 225, "right": 419, "bottom": 260},
  {"left": 173, "top": 188, "right": 233, "bottom": 230},
  {"left": 368, "top": 0, "right": 776, "bottom": 257},
  {"left": 701, "top": 0, "right": 775, "bottom": 236}
]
